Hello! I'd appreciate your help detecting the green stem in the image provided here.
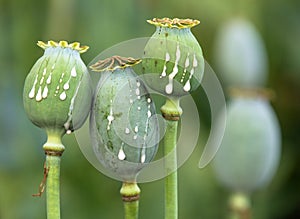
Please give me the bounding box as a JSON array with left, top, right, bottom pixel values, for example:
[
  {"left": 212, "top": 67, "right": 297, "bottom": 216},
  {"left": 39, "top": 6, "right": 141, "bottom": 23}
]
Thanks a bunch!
[
  {"left": 123, "top": 200, "right": 139, "bottom": 219},
  {"left": 120, "top": 182, "right": 140, "bottom": 219},
  {"left": 161, "top": 98, "right": 182, "bottom": 219},
  {"left": 43, "top": 131, "right": 65, "bottom": 219},
  {"left": 228, "top": 192, "right": 252, "bottom": 219},
  {"left": 164, "top": 120, "right": 178, "bottom": 219},
  {"left": 45, "top": 154, "right": 62, "bottom": 219}
]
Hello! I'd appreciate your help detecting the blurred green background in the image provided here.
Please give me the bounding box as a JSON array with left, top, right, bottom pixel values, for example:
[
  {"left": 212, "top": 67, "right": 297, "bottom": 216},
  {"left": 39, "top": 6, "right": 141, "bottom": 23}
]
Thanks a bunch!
[{"left": 1, "top": 0, "right": 299, "bottom": 218}]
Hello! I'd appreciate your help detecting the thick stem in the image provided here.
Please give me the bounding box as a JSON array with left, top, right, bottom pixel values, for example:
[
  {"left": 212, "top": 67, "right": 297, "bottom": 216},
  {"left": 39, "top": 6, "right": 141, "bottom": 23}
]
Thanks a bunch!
[
  {"left": 43, "top": 130, "right": 65, "bottom": 219},
  {"left": 228, "top": 192, "right": 252, "bottom": 219},
  {"left": 123, "top": 200, "right": 139, "bottom": 219},
  {"left": 45, "top": 154, "right": 62, "bottom": 219},
  {"left": 161, "top": 98, "right": 182, "bottom": 219},
  {"left": 164, "top": 120, "right": 178, "bottom": 219},
  {"left": 120, "top": 182, "right": 141, "bottom": 219}
]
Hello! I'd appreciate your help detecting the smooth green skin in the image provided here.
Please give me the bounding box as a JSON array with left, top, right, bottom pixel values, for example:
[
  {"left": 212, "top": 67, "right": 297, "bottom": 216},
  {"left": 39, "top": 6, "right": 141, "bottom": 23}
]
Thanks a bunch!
[
  {"left": 163, "top": 119, "right": 178, "bottom": 219},
  {"left": 123, "top": 201, "right": 139, "bottom": 219},
  {"left": 23, "top": 47, "right": 92, "bottom": 134},
  {"left": 120, "top": 182, "right": 140, "bottom": 219},
  {"left": 91, "top": 67, "right": 159, "bottom": 182},
  {"left": 42, "top": 130, "right": 65, "bottom": 219},
  {"left": 160, "top": 98, "right": 182, "bottom": 219},
  {"left": 212, "top": 98, "right": 281, "bottom": 192},
  {"left": 214, "top": 19, "right": 268, "bottom": 88},
  {"left": 46, "top": 154, "right": 61, "bottom": 219},
  {"left": 142, "top": 26, "right": 204, "bottom": 97}
]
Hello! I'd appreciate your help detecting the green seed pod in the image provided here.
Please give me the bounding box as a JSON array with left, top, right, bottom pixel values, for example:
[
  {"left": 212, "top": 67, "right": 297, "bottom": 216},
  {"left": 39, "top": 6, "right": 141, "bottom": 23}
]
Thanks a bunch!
[
  {"left": 90, "top": 56, "right": 159, "bottom": 182},
  {"left": 23, "top": 41, "right": 92, "bottom": 137},
  {"left": 214, "top": 19, "right": 268, "bottom": 87},
  {"left": 212, "top": 97, "right": 281, "bottom": 192},
  {"left": 142, "top": 18, "right": 204, "bottom": 97}
]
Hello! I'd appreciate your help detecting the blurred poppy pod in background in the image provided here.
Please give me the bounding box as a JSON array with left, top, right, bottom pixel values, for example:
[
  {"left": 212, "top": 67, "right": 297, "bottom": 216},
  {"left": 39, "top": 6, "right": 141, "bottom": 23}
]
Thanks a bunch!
[
  {"left": 213, "top": 19, "right": 268, "bottom": 88},
  {"left": 212, "top": 18, "right": 282, "bottom": 218},
  {"left": 212, "top": 96, "right": 281, "bottom": 192}
]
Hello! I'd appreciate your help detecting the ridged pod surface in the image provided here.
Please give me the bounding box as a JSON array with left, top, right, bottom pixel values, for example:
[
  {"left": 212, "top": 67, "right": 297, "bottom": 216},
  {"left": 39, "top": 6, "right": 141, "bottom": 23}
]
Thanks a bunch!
[
  {"left": 90, "top": 56, "right": 159, "bottom": 182},
  {"left": 212, "top": 97, "right": 281, "bottom": 192},
  {"left": 142, "top": 18, "right": 204, "bottom": 97},
  {"left": 23, "top": 41, "right": 92, "bottom": 136}
]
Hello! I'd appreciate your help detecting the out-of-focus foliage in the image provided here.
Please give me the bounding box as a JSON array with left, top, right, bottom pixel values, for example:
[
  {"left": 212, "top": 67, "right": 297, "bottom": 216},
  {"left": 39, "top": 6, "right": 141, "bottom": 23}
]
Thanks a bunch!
[{"left": 0, "top": 0, "right": 299, "bottom": 218}]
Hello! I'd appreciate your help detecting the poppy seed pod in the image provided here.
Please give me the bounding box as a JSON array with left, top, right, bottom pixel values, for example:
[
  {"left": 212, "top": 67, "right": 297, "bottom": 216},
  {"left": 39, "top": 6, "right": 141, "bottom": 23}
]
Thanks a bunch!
[
  {"left": 90, "top": 56, "right": 159, "bottom": 182},
  {"left": 23, "top": 41, "right": 92, "bottom": 137},
  {"left": 142, "top": 18, "right": 204, "bottom": 97},
  {"left": 212, "top": 97, "right": 281, "bottom": 192},
  {"left": 214, "top": 19, "right": 268, "bottom": 87}
]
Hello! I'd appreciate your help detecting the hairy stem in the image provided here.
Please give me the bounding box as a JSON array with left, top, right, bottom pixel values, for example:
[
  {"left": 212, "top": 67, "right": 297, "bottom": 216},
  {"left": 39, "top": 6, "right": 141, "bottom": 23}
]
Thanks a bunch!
[
  {"left": 161, "top": 98, "right": 182, "bottom": 219},
  {"left": 120, "top": 182, "right": 141, "bottom": 219}
]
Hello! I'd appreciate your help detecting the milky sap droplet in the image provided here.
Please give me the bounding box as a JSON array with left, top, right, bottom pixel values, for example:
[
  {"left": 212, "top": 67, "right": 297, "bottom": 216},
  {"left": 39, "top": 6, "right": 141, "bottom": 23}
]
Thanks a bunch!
[
  {"left": 160, "top": 52, "right": 171, "bottom": 78},
  {"left": 42, "top": 86, "right": 48, "bottom": 99},
  {"left": 183, "top": 54, "right": 198, "bottom": 93},
  {"left": 29, "top": 74, "right": 38, "bottom": 99},
  {"left": 64, "top": 122, "right": 71, "bottom": 133},
  {"left": 118, "top": 144, "right": 126, "bottom": 160},
  {"left": 107, "top": 100, "right": 115, "bottom": 130},
  {"left": 141, "top": 152, "right": 146, "bottom": 164},
  {"left": 183, "top": 80, "right": 191, "bottom": 92},
  {"left": 134, "top": 126, "right": 139, "bottom": 133},
  {"left": 35, "top": 86, "right": 42, "bottom": 101},
  {"left": 46, "top": 73, "right": 52, "bottom": 84},
  {"left": 40, "top": 76, "right": 45, "bottom": 85},
  {"left": 135, "top": 88, "right": 140, "bottom": 96},
  {"left": 165, "top": 43, "right": 181, "bottom": 95},
  {"left": 63, "top": 82, "right": 70, "bottom": 90},
  {"left": 181, "top": 55, "right": 190, "bottom": 83},
  {"left": 161, "top": 65, "right": 167, "bottom": 78},
  {"left": 193, "top": 54, "right": 198, "bottom": 67},
  {"left": 60, "top": 91, "right": 67, "bottom": 100},
  {"left": 185, "top": 55, "right": 190, "bottom": 68},
  {"left": 107, "top": 115, "right": 114, "bottom": 130},
  {"left": 165, "top": 82, "right": 173, "bottom": 94},
  {"left": 71, "top": 67, "right": 77, "bottom": 77},
  {"left": 125, "top": 128, "right": 130, "bottom": 134},
  {"left": 165, "top": 52, "right": 170, "bottom": 62},
  {"left": 29, "top": 88, "right": 35, "bottom": 99}
]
